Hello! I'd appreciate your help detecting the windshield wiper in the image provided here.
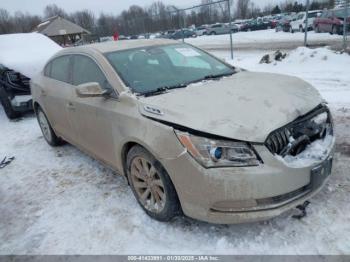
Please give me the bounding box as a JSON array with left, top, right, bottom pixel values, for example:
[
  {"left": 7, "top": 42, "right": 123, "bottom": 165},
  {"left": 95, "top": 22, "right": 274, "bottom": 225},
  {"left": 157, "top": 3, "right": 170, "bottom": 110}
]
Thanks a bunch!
[
  {"left": 187, "top": 72, "right": 235, "bottom": 86},
  {"left": 203, "top": 72, "right": 235, "bottom": 80},
  {"left": 140, "top": 83, "right": 188, "bottom": 97}
]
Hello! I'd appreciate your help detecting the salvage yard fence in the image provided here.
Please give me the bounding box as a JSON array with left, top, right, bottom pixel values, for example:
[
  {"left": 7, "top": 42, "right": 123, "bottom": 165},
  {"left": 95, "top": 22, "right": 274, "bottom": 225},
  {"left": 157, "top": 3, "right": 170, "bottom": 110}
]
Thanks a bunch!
[
  {"left": 126, "top": 0, "right": 349, "bottom": 56},
  {"left": 124, "top": 0, "right": 235, "bottom": 58},
  {"left": 167, "top": 0, "right": 234, "bottom": 59}
]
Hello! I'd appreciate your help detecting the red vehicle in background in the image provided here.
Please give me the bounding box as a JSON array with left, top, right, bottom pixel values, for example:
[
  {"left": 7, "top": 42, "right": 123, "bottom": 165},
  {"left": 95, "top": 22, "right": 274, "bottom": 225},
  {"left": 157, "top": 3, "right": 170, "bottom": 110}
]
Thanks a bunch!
[
  {"left": 314, "top": 8, "right": 350, "bottom": 35},
  {"left": 113, "top": 31, "right": 119, "bottom": 41}
]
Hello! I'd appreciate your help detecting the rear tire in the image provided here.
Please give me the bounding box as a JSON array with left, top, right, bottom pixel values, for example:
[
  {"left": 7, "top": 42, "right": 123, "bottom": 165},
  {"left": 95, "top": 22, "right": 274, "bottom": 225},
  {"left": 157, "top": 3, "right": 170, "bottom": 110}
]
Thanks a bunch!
[
  {"left": 36, "top": 107, "right": 62, "bottom": 146},
  {"left": 332, "top": 26, "right": 340, "bottom": 35},
  {"left": 210, "top": 31, "right": 216, "bottom": 35},
  {"left": 126, "top": 145, "right": 181, "bottom": 222},
  {"left": 315, "top": 25, "right": 320, "bottom": 33},
  {"left": 0, "top": 86, "right": 21, "bottom": 119}
]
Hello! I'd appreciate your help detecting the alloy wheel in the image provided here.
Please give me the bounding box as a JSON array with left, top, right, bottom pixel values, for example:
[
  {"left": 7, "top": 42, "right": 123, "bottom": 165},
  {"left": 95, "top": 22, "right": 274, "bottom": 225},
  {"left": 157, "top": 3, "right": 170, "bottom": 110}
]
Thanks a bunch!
[{"left": 130, "top": 156, "right": 166, "bottom": 213}]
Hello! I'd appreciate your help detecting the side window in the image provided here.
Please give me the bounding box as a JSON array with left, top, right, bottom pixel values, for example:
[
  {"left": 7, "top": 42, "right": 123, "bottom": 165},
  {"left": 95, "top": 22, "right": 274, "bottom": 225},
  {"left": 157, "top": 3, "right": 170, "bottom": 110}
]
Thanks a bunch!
[
  {"left": 50, "top": 56, "right": 71, "bottom": 83},
  {"left": 72, "top": 55, "right": 109, "bottom": 89}
]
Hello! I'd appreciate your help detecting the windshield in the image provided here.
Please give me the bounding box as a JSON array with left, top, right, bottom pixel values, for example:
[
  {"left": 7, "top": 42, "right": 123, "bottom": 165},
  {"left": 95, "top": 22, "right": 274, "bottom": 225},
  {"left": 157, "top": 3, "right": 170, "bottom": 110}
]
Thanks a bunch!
[
  {"left": 308, "top": 12, "right": 318, "bottom": 18},
  {"left": 105, "top": 43, "right": 235, "bottom": 95},
  {"left": 335, "top": 9, "right": 346, "bottom": 18}
]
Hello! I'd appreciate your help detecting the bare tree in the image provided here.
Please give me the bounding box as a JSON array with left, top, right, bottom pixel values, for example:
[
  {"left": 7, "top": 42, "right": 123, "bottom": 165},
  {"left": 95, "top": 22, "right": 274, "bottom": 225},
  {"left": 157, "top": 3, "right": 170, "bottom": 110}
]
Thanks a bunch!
[
  {"left": 70, "top": 10, "right": 95, "bottom": 32},
  {"left": 235, "top": 0, "right": 250, "bottom": 19},
  {"left": 43, "top": 4, "right": 68, "bottom": 19},
  {"left": 12, "top": 11, "right": 41, "bottom": 32},
  {"left": 0, "top": 8, "right": 12, "bottom": 34}
]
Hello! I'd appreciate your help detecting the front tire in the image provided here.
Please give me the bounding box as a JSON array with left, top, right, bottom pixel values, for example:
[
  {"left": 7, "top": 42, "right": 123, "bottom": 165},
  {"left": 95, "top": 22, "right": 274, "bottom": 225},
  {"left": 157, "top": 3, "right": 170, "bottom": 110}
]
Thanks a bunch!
[
  {"left": 127, "top": 145, "right": 181, "bottom": 222},
  {"left": 36, "top": 107, "right": 62, "bottom": 146}
]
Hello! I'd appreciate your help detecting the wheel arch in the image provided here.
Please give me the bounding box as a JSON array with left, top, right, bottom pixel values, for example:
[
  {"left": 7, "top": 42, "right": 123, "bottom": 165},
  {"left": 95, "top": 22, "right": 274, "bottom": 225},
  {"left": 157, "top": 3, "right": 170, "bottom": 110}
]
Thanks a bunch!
[
  {"left": 33, "top": 101, "right": 41, "bottom": 113},
  {"left": 120, "top": 140, "right": 165, "bottom": 179},
  {"left": 120, "top": 141, "right": 181, "bottom": 203},
  {"left": 121, "top": 141, "right": 138, "bottom": 179}
]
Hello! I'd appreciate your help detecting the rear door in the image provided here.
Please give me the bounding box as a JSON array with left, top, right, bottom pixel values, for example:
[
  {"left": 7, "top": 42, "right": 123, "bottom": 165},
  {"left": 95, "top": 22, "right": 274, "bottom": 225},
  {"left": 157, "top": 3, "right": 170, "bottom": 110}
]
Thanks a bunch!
[
  {"left": 69, "top": 54, "right": 117, "bottom": 166},
  {"left": 42, "top": 55, "right": 76, "bottom": 142},
  {"left": 318, "top": 11, "right": 329, "bottom": 31},
  {"left": 325, "top": 11, "right": 334, "bottom": 32}
]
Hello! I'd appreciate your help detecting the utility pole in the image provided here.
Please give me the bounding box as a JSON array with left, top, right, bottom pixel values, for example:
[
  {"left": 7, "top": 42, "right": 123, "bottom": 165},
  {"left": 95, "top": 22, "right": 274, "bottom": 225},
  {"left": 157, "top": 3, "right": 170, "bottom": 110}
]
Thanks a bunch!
[
  {"left": 227, "top": 0, "right": 234, "bottom": 59},
  {"left": 182, "top": 10, "right": 186, "bottom": 43},
  {"left": 304, "top": 0, "right": 310, "bottom": 47},
  {"left": 343, "top": 0, "right": 349, "bottom": 51}
]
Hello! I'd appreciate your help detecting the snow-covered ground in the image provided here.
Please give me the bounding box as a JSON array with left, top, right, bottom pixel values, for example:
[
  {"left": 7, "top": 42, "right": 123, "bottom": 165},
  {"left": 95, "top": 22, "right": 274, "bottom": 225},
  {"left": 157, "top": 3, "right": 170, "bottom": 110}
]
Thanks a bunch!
[
  {"left": 1, "top": 47, "right": 350, "bottom": 255},
  {"left": 186, "top": 30, "right": 344, "bottom": 50},
  {"left": 188, "top": 30, "right": 343, "bottom": 45}
]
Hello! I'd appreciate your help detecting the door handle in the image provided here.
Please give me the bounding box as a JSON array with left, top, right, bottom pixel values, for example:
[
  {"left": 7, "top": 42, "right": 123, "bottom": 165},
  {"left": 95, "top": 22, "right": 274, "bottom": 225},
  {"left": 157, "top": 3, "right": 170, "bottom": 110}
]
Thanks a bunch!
[{"left": 67, "top": 101, "right": 76, "bottom": 110}]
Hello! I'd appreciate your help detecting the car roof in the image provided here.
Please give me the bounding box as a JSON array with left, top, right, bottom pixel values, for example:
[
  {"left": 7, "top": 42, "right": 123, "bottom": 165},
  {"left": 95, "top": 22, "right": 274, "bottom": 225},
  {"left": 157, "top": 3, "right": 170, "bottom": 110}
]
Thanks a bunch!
[
  {"left": 56, "top": 39, "right": 178, "bottom": 55},
  {"left": 308, "top": 10, "right": 322, "bottom": 13}
]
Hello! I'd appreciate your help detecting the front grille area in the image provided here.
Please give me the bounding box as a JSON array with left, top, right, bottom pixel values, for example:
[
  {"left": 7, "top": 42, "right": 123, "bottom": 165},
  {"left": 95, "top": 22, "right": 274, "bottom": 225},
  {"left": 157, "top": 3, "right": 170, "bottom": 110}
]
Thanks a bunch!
[
  {"left": 265, "top": 127, "right": 292, "bottom": 155},
  {"left": 265, "top": 104, "right": 332, "bottom": 156}
]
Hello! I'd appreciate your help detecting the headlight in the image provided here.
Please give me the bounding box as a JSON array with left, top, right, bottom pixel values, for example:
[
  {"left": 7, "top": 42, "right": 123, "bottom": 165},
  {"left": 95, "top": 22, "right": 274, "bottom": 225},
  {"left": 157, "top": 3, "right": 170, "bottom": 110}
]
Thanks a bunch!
[{"left": 175, "top": 130, "right": 260, "bottom": 168}]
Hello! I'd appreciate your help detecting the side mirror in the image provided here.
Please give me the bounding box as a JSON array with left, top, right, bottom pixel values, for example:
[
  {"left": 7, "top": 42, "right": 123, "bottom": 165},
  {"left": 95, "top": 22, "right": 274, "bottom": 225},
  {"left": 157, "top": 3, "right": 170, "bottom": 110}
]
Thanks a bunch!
[{"left": 76, "top": 82, "right": 111, "bottom": 98}]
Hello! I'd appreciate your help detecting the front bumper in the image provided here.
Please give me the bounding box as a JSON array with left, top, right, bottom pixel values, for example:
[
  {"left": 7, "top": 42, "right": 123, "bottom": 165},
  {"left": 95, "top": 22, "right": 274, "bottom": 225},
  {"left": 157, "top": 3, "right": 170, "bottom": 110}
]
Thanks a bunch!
[
  {"left": 10, "top": 95, "right": 33, "bottom": 112},
  {"left": 162, "top": 141, "right": 334, "bottom": 224}
]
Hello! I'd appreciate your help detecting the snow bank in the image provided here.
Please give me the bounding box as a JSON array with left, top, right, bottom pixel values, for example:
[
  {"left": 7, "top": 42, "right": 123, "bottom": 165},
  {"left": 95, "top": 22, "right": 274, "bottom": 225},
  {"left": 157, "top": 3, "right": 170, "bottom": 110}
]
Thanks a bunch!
[
  {"left": 186, "top": 29, "right": 342, "bottom": 46},
  {"left": 278, "top": 46, "right": 349, "bottom": 65},
  {"left": 0, "top": 33, "right": 61, "bottom": 78}
]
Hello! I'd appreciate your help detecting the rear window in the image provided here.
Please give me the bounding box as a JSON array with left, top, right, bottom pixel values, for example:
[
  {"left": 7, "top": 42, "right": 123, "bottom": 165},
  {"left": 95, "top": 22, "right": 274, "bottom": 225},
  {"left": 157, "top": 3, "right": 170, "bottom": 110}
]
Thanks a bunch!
[
  {"left": 44, "top": 63, "right": 51, "bottom": 77},
  {"left": 50, "top": 56, "right": 70, "bottom": 83}
]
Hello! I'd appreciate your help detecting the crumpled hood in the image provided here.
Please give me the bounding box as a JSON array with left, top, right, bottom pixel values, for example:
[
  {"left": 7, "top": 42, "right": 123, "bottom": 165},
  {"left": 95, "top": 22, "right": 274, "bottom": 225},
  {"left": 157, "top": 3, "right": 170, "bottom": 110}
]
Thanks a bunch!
[{"left": 138, "top": 71, "right": 323, "bottom": 143}]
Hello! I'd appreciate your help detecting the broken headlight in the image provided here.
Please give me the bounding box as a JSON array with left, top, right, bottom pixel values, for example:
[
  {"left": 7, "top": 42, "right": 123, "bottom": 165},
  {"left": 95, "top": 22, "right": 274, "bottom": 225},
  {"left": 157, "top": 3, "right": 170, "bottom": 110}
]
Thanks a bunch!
[{"left": 175, "top": 130, "right": 260, "bottom": 168}]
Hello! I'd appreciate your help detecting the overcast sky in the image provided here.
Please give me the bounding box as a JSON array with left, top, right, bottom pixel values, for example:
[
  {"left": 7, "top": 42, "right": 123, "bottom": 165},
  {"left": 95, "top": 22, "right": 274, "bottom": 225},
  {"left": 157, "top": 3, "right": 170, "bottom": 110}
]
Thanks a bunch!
[{"left": 2, "top": 0, "right": 291, "bottom": 16}]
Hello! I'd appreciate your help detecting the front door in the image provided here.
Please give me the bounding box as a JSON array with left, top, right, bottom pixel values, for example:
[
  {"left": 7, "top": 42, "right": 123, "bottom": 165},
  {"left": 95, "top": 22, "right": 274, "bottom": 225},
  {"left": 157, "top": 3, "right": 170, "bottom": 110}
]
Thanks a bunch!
[{"left": 68, "top": 54, "right": 118, "bottom": 167}]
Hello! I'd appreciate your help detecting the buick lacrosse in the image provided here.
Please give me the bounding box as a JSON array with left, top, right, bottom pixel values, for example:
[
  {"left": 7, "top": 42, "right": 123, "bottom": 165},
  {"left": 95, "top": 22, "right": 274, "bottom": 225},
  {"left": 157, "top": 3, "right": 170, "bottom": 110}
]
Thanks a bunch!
[{"left": 31, "top": 39, "right": 334, "bottom": 224}]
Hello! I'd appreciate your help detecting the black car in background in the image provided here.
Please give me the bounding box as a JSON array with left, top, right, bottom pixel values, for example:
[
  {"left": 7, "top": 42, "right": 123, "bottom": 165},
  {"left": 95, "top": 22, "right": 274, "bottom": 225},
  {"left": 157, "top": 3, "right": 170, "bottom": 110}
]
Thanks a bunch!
[
  {"left": 275, "top": 17, "right": 292, "bottom": 32},
  {"left": 169, "top": 29, "right": 197, "bottom": 40},
  {"left": 241, "top": 19, "right": 273, "bottom": 31},
  {"left": 0, "top": 64, "right": 33, "bottom": 119}
]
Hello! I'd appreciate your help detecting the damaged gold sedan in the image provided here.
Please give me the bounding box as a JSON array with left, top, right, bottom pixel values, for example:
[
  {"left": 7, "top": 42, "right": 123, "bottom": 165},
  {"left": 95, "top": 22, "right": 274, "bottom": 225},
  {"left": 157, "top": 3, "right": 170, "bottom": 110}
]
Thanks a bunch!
[{"left": 31, "top": 39, "right": 335, "bottom": 224}]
